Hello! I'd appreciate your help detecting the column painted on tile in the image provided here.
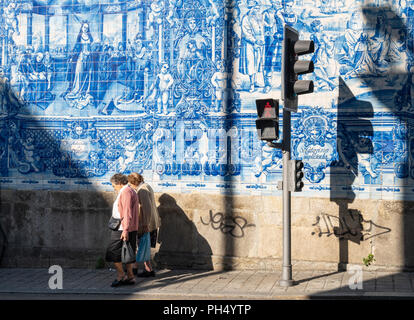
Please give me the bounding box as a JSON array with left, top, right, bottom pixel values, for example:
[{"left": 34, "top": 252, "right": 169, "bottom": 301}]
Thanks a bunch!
[
  {"left": 98, "top": 11, "right": 104, "bottom": 42},
  {"left": 45, "top": 12, "right": 50, "bottom": 52},
  {"left": 122, "top": 3, "right": 127, "bottom": 47},
  {"left": 27, "top": 11, "right": 33, "bottom": 46}
]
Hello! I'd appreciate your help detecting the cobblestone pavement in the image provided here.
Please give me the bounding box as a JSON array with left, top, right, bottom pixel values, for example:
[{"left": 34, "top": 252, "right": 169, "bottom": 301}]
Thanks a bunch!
[{"left": 0, "top": 268, "right": 414, "bottom": 299}]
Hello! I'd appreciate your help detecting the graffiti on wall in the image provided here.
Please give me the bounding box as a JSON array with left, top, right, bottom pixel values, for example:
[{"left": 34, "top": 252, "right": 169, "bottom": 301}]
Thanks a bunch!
[
  {"left": 311, "top": 210, "right": 391, "bottom": 242},
  {"left": 200, "top": 209, "right": 256, "bottom": 238}
]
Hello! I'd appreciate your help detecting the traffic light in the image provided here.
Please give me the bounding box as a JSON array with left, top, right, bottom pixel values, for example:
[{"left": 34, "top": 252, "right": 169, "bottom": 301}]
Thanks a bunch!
[
  {"left": 289, "top": 159, "right": 304, "bottom": 192},
  {"left": 255, "top": 99, "right": 279, "bottom": 141},
  {"left": 282, "top": 25, "right": 315, "bottom": 112}
]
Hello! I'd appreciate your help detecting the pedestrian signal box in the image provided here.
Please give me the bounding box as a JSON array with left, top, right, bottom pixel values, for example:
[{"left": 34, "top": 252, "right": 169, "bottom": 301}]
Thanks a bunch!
[
  {"left": 255, "top": 99, "right": 279, "bottom": 141},
  {"left": 289, "top": 159, "right": 304, "bottom": 192}
]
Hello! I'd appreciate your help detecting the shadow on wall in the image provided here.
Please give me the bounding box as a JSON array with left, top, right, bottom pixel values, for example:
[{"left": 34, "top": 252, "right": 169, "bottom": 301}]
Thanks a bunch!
[
  {"left": 358, "top": 4, "right": 414, "bottom": 269},
  {"left": 328, "top": 3, "right": 414, "bottom": 270},
  {"left": 0, "top": 77, "right": 113, "bottom": 268},
  {"left": 330, "top": 77, "right": 377, "bottom": 271},
  {"left": 154, "top": 193, "right": 213, "bottom": 270}
]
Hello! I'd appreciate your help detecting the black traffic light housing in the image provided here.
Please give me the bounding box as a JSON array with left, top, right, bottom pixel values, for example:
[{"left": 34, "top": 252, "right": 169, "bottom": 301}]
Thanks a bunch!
[
  {"left": 289, "top": 159, "right": 304, "bottom": 192},
  {"left": 282, "top": 25, "right": 315, "bottom": 112},
  {"left": 255, "top": 99, "right": 279, "bottom": 141}
]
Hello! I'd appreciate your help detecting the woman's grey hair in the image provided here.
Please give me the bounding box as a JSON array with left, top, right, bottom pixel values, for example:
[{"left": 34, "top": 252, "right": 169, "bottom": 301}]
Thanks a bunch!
[{"left": 110, "top": 173, "right": 128, "bottom": 185}]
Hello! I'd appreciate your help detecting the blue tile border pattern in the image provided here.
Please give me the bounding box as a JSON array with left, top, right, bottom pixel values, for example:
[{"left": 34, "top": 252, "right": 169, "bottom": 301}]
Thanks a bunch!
[{"left": 0, "top": 0, "right": 414, "bottom": 200}]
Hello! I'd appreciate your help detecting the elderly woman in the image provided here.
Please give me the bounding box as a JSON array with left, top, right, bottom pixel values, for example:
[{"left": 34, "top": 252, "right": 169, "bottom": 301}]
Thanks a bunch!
[
  {"left": 128, "top": 172, "right": 160, "bottom": 277},
  {"left": 105, "top": 173, "right": 139, "bottom": 287}
]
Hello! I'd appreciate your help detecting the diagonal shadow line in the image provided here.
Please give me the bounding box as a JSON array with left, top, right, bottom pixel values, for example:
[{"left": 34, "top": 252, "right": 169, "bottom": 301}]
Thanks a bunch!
[
  {"left": 295, "top": 271, "right": 345, "bottom": 285},
  {"left": 309, "top": 271, "right": 414, "bottom": 299},
  {"left": 0, "top": 222, "right": 7, "bottom": 265},
  {"left": 110, "top": 269, "right": 230, "bottom": 291}
]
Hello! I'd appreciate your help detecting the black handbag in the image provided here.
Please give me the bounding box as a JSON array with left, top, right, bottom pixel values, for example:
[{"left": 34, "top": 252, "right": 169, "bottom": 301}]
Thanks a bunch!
[
  {"left": 121, "top": 241, "right": 136, "bottom": 264},
  {"left": 108, "top": 216, "right": 121, "bottom": 231},
  {"left": 150, "top": 229, "right": 158, "bottom": 248}
]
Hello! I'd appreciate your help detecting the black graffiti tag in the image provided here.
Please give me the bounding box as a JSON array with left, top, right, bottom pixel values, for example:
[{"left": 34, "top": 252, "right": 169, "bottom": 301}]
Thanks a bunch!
[
  {"left": 200, "top": 210, "right": 256, "bottom": 238},
  {"left": 311, "top": 212, "right": 391, "bottom": 241}
]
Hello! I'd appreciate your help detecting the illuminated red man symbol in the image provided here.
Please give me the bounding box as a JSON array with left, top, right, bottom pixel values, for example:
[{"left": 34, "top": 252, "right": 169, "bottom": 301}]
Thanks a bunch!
[{"left": 263, "top": 102, "right": 273, "bottom": 118}]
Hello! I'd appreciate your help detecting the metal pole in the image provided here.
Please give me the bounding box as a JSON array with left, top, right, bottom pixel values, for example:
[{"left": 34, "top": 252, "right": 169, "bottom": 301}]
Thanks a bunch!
[{"left": 280, "top": 108, "right": 294, "bottom": 287}]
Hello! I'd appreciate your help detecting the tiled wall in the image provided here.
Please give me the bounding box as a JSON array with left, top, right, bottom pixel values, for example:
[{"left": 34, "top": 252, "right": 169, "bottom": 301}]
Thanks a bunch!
[{"left": 0, "top": 0, "right": 413, "bottom": 201}]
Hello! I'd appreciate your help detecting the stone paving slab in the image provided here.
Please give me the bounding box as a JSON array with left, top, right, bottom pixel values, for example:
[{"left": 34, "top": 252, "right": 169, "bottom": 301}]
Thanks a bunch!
[{"left": 1, "top": 268, "right": 414, "bottom": 299}]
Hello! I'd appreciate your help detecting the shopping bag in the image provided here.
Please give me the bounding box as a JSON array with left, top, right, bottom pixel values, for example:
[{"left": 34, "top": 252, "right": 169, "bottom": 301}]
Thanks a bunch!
[{"left": 121, "top": 241, "right": 135, "bottom": 264}]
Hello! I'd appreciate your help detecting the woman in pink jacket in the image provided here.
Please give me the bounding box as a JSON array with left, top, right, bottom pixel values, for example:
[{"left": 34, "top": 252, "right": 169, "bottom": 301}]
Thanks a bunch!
[{"left": 105, "top": 173, "right": 139, "bottom": 287}]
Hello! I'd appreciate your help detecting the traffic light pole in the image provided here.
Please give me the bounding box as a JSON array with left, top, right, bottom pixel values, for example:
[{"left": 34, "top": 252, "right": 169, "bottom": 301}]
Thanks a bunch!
[
  {"left": 257, "top": 25, "right": 313, "bottom": 287},
  {"left": 280, "top": 108, "right": 294, "bottom": 287}
]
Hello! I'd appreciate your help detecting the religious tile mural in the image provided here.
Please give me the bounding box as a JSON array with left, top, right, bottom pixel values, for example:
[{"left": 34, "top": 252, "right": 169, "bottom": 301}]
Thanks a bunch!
[{"left": 0, "top": 0, "right": 413, "bottom": 200}]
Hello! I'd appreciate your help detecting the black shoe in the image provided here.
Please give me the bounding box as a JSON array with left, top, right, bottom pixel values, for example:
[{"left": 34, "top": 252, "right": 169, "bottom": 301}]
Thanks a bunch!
[
  {"left": 137, "top": 270, "right": 155, "bottom": 277},
  {"left": 111, "top": 279, "right": 124, "bottom": 287}
]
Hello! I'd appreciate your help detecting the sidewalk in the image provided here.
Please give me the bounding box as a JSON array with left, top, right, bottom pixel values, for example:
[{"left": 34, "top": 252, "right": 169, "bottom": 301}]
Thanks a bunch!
[{"left": 0, "top": 267, "right": 414, "bottom": 299}]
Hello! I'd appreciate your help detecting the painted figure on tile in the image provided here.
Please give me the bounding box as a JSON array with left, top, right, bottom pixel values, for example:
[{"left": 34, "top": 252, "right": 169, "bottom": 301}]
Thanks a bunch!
[
  {"left": 394, "top": 65, "right": 414, "bottom": 112},
  {"left": 166, "top": 0, "right": 184, "bottom": 27},
  {"left": 44, "top": 52, "right": 54, "bottom": 91},
  {"left": 335, "top": 10, "right": 376, "bottom": 80},
  {"left": 355, "top": 135, "right": 378, "bottom": 179},
  {"left": 4, "top": 121, "right": 42, "bottom": 174},
  {"left": 21, "top": 134, "right": 42, "bottom": 173},
  {"left": 254, "top": 143, "right": 282, "bottom": 178},
  {"left": 263, "top": 0, "right": 284, "bottom": 93},
  {"left": 31, "top": 52, "right": 54, "bottom": 105},
  {"left": 173, "top": 9, "right": 214, "bottom": 116},
  {"left": 0, "top": 67, "right": 22, "bottom": 116},
  {"left": 176, "top": 11, "right": 210, "bottom": 67},
  {"left": 112, "top": 42, "right": 129, "bottom": 83},
  {"left": 15, "top": 47, "right": 53, "bottom": 105},
  {"left": 178, "top": 39, "right": 205, "bottom": 80},
  {"left": 338, "top": 131, "right": 378, "bottom": 179},
  {"left": 146, "top": 62, "right": 174, "bottom": 114},
  {"left": 153, "top": 127, "right": 174, "bottom": 175},
  {"left": 6, "top": 121, "right": 20, "bottom": 168},
  {"left": 0, "top": 70, "right": 8, "bottom": 115},
  {"left": 311, "top": 20, "right": 337, "bottom": 91},
  {"left": 64, "top": 21, "right": 95, "bottom": 109},
  {"left": 135, "top": 121, "right": 156, "bottom": 170},
  {"left": 239, "top": 0, "right": 265, "bottom": 93},
  {"left": 318, "top": 0, "right": 337, "bottom": 14},
  {"left": 8, "top": 48, "right": 23, "bottom": 96},
  {"left": 17, "top": 47, "right": 35, "bottom": 101},
  {"left": 96, "top": 44, "right": 116, "bottom": 107},
  {"left": 146, "top": 0, "right": 165, "bottom": 38},
  {"left": 118, "top": 132, "right": 139, "bottom": 173},
  {"left": 402, "top": 0, "right": 414, "bottom": 52},
  {"left": 371, "top": 14, "right": 407, "bottom": 79},
  {"left": 128, "top": 35, "right": 152, "bottom": 103},
  {"left": 282, "top": 0, "right": 297, "bottom": 27},
  {"left": 205, "top": 0, "right": 220, "bottom": 27},
  {"left": 3, "top": 1, "right": 20, "bottom": 40},
  {"left": 211, "top": 60, "right": 229, "bottom": 112}
]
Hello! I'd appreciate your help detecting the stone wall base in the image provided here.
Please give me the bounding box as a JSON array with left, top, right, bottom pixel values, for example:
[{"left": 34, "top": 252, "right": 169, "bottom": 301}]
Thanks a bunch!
[{"left": 1, "top": 190, "right": 413, "bottom": 271}]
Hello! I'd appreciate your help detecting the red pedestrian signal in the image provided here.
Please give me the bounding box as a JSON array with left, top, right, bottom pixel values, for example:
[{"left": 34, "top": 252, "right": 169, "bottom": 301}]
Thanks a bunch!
[{"left": 255, "top": 99, "right": 279, "bottom": 141}]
